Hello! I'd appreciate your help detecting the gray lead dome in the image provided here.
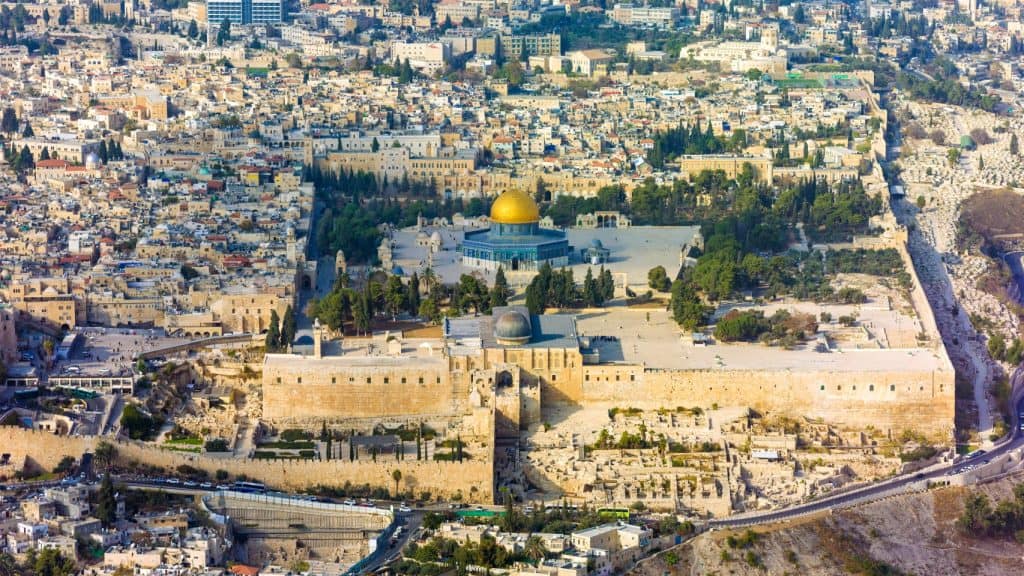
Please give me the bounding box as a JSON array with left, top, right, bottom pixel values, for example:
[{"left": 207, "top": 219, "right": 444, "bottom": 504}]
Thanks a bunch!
[{"left": 494, "top": 310, "right": 531, "bottom": 344}]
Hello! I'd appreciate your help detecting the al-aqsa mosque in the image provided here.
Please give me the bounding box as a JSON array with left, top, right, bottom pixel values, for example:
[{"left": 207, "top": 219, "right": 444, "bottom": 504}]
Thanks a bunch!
[{"left": 461, "top": 190, "right": 569, "bottom": 272}]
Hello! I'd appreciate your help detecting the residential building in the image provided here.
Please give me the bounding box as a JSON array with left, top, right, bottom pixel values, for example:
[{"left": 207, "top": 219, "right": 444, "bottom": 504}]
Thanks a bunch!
[
  {"left": 206, "top": 0, "right": 282, "bottom": 25},
  {"left": 390, "top": 41, "right": 450, "bottom": 72},
  {"left": 609, "top": 4, "right": 679, "bottom": 28}
]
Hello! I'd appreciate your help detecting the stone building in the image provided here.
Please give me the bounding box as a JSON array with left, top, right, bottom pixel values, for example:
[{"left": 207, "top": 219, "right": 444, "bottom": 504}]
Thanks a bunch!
[{"left": 2, "top": 275, "right": 82, "bottom": 330}]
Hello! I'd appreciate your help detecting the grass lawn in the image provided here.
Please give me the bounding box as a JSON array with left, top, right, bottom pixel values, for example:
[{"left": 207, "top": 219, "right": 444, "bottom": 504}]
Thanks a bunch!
[
  {"left": 166, "top": 436, "right": 203, "bottom": 446},
  {"left": 164, "top": 445, "right": 202, "bottom": 453}
]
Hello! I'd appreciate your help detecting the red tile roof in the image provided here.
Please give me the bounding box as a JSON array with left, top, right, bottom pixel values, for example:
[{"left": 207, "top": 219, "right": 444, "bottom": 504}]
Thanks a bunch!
[{"left": 36, "top": 159, "right": 70, "bottom": 168}]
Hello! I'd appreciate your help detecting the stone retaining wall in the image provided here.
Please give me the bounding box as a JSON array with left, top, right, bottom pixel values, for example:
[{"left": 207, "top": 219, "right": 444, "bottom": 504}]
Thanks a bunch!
[{"left": 0, "top": 427, "right": 494, "bottom": 502}]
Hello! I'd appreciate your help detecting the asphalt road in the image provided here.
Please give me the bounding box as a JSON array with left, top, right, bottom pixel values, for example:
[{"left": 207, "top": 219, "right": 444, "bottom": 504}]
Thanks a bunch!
[{"left": 360, "top": 511, "right": 424, "bottom": 573}]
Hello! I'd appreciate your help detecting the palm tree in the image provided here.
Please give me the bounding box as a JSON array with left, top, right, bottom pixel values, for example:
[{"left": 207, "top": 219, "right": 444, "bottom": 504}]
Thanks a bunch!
[
  {"left": 391, "top": 469, "right": 402, "bottom": 499},
  {"left": 524, "top": 535, "right": 546, "bottom": 565},
  {"left": 422, "top": 267, "right": 437, "bottom": 295}
]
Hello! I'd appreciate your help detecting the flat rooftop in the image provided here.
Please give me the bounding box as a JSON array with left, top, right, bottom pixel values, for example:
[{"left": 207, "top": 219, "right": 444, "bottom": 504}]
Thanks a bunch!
[
  {"left": 265, "top": 337, "right": 447, "bottom": 367},
  {"left": 577, "top": 307, "right": 951, "bottom": 373}
]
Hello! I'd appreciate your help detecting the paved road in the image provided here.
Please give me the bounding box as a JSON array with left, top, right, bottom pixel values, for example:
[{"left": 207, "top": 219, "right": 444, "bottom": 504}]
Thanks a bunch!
[
  {"left": 102, "top": 395, "right": 124, "bottom": 436},
  {"left": 360, "top": 511, "right": 424, "bottom": 573},
  {"left": 295, "top": 199, "right": 336, "bottom": 342}
]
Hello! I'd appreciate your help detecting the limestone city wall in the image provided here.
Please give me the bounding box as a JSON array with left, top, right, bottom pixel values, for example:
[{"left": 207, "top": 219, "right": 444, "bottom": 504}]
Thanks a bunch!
[
  {"left": 262, "top": 362, "right": 461, "bottom": 422},
  {"left": 0, "top": 428, "right": 494, "bottom": 502},
  {"left": 566, "top": 363, "right": 955, "bottom": 439}
]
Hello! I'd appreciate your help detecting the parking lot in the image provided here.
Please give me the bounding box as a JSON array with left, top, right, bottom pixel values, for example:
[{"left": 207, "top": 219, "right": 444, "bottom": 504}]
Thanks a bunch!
[{"left": 54, "top": 328, "right": 190, "bottom": 378}]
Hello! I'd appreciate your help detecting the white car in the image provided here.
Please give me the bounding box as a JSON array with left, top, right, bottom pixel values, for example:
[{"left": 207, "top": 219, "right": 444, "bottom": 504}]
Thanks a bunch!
[{"left": 399, "top": 505, "right": 412, "bottom": 513}]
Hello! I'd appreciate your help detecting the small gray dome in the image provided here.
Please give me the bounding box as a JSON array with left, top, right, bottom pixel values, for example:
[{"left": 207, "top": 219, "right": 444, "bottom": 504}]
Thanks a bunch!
[{"left": 494, "top": 310, "right": 531, "bottom": 344}]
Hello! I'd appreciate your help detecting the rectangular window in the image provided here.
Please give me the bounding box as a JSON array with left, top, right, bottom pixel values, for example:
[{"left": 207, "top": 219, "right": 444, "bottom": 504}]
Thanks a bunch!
[
  {"left": 297, "top": 377, "right": 302, "bottom": 384},
  {"left": 384, "top": 377, "right": 389, "bottom": 384},
  {"left": 332, "top": 377, "right": 336, "bottom": 384}
]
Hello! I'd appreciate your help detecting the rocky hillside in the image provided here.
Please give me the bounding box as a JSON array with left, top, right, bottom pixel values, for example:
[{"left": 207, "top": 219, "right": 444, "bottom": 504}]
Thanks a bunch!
[{"left": 632, "top": 476, "right": 1024, "bottom": 576}]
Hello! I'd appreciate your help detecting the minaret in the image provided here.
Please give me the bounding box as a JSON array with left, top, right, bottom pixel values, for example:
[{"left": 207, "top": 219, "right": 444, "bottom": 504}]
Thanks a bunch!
[
  {"left": 760, "top": 22, "right": 779, "bottom": 53},
  {"left": 313, "top": 318, "right": 323, "bottom": 358},
  {"left": 335, "top": 249, "right": 347, "bottom": 277},
  {"left": 286, "top": 227, "right": 297, "bottom": 264}
]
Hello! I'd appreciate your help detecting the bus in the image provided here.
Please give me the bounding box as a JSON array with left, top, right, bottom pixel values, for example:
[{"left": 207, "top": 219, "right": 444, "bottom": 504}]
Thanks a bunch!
[
  {"left": 597, "top": 508, "right": 630, "bottom": 520},
  {"left": 456, "top": 509, "right": 505, "bottom": 519},
  {"left": 232, "top": 481, "right": 266, "bottom": 493}
]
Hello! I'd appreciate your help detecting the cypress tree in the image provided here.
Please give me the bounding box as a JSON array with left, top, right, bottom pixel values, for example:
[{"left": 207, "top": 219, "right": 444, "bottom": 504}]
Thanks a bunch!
[
  {"left": 16, "top": 145, "right": 33, "bottom": 172},
  {"left": 95, "top": 474, "right": 117, "bottom": 527},
  {"left": 600, "top": 267, "right": 614, "bottom": 302},
  {"left": 281, "top": 305, "right": 296, "bottom": 348},
  {"left": 265, "top": 310, "right": 280, "bottom": 351},
  {"left": 407, "top": 272, "right": 421, "bottom": 315},
  {"left": 0, "top": 107, "right": 17, "bottom": 134},
  {"left": 583, "top": 268, "right": 598, "bottom": 307},
  {"left": 491, "top": 266, "right": 509, "bottom": 308}
]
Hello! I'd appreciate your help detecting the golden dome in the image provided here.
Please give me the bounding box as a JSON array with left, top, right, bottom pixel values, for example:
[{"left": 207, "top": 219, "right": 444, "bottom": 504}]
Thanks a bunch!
[{"left": 490, "top": 190, "right": 540, "bottom": 225}]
